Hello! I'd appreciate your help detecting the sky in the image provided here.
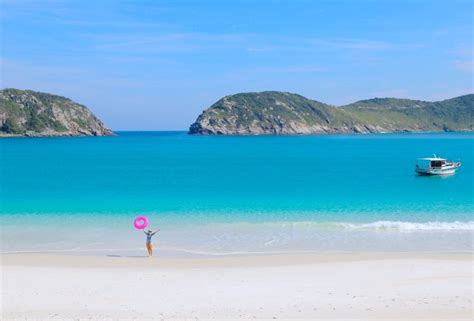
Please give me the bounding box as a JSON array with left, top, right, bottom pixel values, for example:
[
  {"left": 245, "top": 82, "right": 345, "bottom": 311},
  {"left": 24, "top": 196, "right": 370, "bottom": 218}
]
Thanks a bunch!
[{"left": 0, "top": 0, "right": 472, "bottom": 130}]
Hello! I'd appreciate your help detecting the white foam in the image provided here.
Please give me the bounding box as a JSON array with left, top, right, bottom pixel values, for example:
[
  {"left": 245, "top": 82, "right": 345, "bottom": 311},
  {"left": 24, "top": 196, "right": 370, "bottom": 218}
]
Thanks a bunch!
[
  {"left": 332, "top": 220, "right": 474, "bottom": 231},
  {"left": 205, "top": 220, "right": 474, "bottom": 231}
]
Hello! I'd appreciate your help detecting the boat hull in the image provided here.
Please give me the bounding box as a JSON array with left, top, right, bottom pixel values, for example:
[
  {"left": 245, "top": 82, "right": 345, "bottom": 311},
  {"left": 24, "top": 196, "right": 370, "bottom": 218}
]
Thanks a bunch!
[
  {"left": 415, "top": 162, "right": 461, "bottom": 176},
  {"left": 416, "top": 168, "right": 457, "bottom": 175}
]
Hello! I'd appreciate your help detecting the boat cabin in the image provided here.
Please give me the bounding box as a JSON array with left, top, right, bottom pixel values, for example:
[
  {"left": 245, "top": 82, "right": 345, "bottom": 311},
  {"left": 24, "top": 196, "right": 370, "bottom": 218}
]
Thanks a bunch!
[{"left": 416, "top": 158, "right": 447, "bottom": 169}]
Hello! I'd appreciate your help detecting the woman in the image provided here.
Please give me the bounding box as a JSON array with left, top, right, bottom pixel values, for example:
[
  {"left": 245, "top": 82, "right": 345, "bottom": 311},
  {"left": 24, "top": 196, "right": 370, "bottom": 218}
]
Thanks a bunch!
[{"left": 144, "top": 229, "right": 160, "bottom": 257}]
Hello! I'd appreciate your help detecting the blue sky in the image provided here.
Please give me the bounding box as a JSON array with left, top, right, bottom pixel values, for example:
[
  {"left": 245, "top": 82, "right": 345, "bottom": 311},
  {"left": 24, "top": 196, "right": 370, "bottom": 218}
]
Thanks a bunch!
[{"left": 1, "top": 0, "right": 472, "bottom": 130}]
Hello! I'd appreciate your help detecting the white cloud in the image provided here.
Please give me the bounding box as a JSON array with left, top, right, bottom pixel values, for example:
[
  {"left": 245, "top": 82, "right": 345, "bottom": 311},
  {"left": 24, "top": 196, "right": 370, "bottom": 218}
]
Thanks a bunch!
[
  {"left": 257, "top": 65, "right": 327, "bottom": 73},
  {"left": 309, "top": 38, "right": 395, "bottom": 50},
  {"left": 92, "top": 32, "right": 253, "bottom": 52},
  {"left": 369, "top": 89, "right": 411, "bottom": 99},
  {"left": 454, "top": 60, "right": 474, "bottom": 73},
  {"left": 245, "top": 46, "right": 277, "bottom": 53}
]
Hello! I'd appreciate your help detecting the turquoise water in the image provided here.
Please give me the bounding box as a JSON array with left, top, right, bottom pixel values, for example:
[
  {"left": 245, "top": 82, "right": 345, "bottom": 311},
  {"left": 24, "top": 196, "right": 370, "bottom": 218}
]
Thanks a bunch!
[{"left": 1, "top": 132, "right": 473, "bottom": 254}]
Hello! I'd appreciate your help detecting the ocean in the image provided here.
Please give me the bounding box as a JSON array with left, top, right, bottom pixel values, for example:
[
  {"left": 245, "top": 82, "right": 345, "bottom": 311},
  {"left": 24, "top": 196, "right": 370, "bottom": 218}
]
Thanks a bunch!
[{"left": 1, "top": 131, "right": 473, "bottom": 255}]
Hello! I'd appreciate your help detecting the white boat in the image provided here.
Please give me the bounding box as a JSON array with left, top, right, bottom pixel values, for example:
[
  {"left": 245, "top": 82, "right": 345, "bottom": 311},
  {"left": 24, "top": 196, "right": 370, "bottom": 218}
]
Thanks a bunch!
[{"left": 415, "top": 155, "right": 461, "bottom": 175}]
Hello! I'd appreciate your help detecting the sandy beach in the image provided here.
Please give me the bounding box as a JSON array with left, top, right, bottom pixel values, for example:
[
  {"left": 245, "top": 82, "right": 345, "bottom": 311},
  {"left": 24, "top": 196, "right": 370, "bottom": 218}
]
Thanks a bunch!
[{"left": 1, "top": 252, "right": 472, "bottom": 320}]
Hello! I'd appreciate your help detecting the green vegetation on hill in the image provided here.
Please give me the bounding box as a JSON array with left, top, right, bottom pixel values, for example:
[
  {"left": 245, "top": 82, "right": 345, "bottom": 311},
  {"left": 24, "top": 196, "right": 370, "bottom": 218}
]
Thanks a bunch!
[
  {"left": 189, "top": 92, "right": 473, "bottom": 135},
  {"left": 0, "top": 88, "right": 113, "bottom": 137},
  {"left": 1, "top": 117, "right": 23, "bottom": 134},
  {"left": 341, "top": 95, "right": 473, "bottom": 132}
]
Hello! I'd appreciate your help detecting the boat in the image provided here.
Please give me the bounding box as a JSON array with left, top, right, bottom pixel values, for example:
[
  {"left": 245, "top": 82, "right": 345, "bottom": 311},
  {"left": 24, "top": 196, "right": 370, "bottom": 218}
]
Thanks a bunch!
[{"left": 415, "top": 155, "right": 461, "bottom": 175}]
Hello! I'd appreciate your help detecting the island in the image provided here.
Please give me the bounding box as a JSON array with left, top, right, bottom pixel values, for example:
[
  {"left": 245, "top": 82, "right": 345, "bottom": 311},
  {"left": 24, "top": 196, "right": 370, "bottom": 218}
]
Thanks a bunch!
[
  {"left": 0, "top": 88, "right": 113, "bottom": 137},
  {"left": 189, "top": 91, "right": 473, "bottom": 135}
]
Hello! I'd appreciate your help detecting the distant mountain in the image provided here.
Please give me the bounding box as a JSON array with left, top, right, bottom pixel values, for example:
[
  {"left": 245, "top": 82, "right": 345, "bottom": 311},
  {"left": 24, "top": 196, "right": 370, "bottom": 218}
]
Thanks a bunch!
[
  {"left": 340, "top": 95, "right": 473, "bottom": 133},
  {"left": 189, "top": 91, "right": 473, "bottom": 135},
  {"left": 0, "top": 89, "right": 113, "bottom": 137}
]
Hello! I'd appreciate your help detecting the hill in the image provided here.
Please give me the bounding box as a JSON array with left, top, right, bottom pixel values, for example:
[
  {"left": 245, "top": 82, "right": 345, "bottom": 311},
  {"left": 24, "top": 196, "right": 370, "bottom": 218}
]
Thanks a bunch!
[
  {"left": 189, "top": 92, "right": 473, "bottom": 135},
  {"left": 0, "top": 89, "right": 113, "bottom": 137}
]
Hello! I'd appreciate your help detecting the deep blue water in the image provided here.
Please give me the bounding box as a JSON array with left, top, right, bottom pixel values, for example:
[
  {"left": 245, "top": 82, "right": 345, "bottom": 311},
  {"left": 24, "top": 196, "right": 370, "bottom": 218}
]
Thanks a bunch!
[{"left": 1, "top": 131, "right": 473, "bottom": 220}]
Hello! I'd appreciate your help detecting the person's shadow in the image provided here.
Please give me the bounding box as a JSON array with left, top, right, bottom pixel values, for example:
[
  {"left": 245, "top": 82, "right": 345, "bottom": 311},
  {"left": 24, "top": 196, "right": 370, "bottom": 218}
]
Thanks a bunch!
[{"left": 106, "top": 254, "right": 149, "bottom": 258}]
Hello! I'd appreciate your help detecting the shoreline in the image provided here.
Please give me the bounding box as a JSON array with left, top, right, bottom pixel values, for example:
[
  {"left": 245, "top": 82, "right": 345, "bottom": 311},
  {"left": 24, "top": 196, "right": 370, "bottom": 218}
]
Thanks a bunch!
[
  {"left": 2, "top": 252, "right": 472, "bottom": 320},
  {"left": 2, "top": 130, "right": 473, "bottom": 138},
  {"left": 2, "top": 219, "right": 473, "bottom": 256}
]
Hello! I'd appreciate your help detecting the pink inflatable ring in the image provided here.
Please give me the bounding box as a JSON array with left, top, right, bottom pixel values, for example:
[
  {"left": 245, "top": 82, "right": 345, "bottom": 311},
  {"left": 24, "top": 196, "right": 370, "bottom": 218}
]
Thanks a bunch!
[{"left": 134, "top": 216, "right": 149, "bottom": 230}]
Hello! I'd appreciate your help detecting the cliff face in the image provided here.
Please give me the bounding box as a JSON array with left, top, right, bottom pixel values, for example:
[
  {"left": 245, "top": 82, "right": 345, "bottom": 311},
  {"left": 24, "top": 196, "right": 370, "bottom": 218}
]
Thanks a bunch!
[
  {"left": 0, "top": 89, "right": 114, "bottom": 137},
  {"left": 189, "top": 91, "right": 473, "bottom": 135}
]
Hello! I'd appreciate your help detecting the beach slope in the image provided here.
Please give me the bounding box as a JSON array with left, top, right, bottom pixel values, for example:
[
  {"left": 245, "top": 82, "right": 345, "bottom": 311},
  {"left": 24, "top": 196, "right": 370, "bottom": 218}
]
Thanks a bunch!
[{"left": 1, "top": 252, "right": 472, "bottom": 320}]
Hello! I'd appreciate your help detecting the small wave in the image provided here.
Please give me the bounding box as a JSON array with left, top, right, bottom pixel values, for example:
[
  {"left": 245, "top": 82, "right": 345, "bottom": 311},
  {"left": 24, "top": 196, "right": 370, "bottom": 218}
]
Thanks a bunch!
[
  {"left": 330, "top": 221, "right": 474, "bottom": 231},
  {"left": 210, "top": 220, "right": 474, "bottom": 231}
]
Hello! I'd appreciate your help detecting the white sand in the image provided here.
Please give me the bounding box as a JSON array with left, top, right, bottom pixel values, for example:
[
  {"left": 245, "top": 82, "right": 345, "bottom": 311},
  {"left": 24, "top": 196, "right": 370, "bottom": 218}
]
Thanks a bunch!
[{"left": 1, "top": 252, "right": 472, "bottom": 320}]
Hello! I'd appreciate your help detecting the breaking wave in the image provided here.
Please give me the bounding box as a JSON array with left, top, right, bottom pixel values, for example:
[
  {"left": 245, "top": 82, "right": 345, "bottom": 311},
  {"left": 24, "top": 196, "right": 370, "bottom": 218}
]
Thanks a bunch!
[{"left": 299, "top": 220, "right": 474, "bottom": 231}]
